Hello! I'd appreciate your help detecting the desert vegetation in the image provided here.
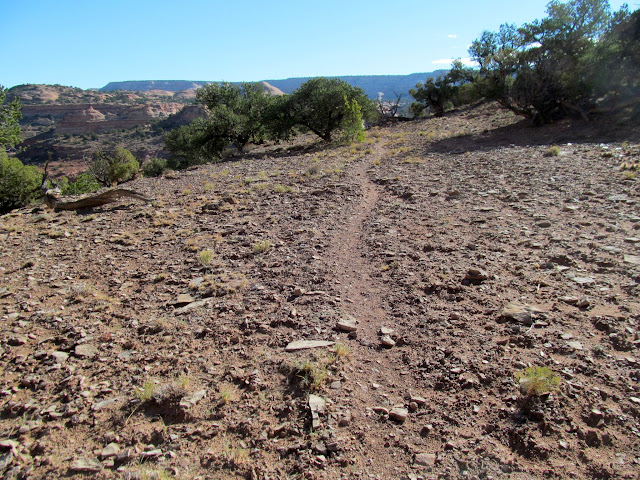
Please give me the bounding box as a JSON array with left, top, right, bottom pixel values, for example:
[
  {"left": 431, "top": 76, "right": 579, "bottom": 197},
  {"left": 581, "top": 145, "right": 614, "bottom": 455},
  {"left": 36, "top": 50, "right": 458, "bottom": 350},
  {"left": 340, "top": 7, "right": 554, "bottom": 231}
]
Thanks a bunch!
[{"left": 410, "top": 0, "right": 640, "bottom": 123}]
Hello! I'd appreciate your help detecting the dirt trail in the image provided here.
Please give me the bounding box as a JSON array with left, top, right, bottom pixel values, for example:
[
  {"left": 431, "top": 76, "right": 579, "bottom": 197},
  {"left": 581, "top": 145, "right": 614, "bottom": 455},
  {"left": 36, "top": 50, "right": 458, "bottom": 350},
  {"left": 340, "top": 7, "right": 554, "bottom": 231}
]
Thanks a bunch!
[{"left": 322, "top": 146, "right": 388, "bottom": 344}]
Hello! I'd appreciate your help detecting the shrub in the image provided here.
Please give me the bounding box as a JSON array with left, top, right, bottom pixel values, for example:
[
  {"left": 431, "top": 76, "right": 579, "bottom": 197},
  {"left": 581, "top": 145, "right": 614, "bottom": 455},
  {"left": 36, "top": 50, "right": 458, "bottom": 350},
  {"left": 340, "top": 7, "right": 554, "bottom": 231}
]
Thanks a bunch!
[
  {"left": 198, "top": 249, "right": 215, "bottom": 267},
  {"left": 515, "top": 366, "right": 561, "bottom": 396},
  {"left": 0, "top": 151, "right": 42, "bottom": 213},
  {"left": 252, "top": 240, "right": 272, "bottom": 254},
  {"left": 340, "top": 96, "right": 366, "bottom": 144},
  {"left": 89, "top": 147, "right": 139, "bottom": 186},
  {"left": 294, "top": 359, "right": 328, "bottom": 392},
  {"left": 286, "top": 77, "right": 378, "bottom": 142},
  {"left": 142, "top": 157, "right": 168, "bottom": 177},
  {"left": 61, "top": 173, "right": 101, "bottom": 195},
  {"left": 544, "top": 146, "right": 561, "bottom": 157}
]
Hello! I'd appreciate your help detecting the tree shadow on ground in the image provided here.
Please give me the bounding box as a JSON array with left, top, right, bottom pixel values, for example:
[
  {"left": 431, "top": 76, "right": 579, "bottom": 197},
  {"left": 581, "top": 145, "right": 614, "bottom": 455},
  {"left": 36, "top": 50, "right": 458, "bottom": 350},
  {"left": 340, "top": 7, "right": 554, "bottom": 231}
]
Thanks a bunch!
[{"left": 424, "top": 107, "right": 640, "bottom": 155}]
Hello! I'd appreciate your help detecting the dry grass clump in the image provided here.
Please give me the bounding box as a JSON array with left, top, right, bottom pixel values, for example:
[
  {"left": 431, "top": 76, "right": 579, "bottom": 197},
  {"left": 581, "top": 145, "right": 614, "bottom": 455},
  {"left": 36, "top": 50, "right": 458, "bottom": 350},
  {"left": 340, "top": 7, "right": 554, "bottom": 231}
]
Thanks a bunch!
[{"left": 515, "top": 366, "right": 561, "bottom": 396}]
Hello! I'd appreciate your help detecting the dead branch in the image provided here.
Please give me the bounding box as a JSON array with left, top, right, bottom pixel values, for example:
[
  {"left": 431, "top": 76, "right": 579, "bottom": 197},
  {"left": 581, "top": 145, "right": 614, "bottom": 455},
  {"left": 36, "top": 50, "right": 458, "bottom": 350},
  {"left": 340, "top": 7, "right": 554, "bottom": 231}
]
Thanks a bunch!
[{"left": 45, "top": 188, "right": 152, "bottom": 211}]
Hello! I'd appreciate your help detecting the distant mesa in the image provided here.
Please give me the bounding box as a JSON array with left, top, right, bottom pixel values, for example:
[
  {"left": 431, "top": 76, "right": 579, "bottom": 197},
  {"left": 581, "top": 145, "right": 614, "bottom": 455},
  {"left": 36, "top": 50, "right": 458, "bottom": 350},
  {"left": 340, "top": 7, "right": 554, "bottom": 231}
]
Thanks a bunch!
[{"left": 99, "top": 72, "right": 445, "bottom": 99}]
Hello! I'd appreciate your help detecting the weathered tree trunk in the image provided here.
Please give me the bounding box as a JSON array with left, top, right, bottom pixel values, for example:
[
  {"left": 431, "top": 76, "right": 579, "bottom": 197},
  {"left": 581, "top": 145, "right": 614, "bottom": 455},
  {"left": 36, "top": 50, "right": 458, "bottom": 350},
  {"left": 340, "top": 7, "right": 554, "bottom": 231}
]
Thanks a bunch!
[{"left": 45, "top": 189, "right": 152, "bottom": 211}]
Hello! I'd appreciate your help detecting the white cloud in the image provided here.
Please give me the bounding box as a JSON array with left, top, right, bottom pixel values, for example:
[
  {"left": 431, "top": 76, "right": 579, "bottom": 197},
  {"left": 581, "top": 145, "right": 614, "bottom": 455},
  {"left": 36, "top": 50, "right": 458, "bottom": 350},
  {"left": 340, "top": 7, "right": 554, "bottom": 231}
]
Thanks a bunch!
[
  {"left": 447, "top": 34, "right": 457, "bottom": 38},
  {"left": 431, "top": 57, "right": 478, "bottom": 67}
]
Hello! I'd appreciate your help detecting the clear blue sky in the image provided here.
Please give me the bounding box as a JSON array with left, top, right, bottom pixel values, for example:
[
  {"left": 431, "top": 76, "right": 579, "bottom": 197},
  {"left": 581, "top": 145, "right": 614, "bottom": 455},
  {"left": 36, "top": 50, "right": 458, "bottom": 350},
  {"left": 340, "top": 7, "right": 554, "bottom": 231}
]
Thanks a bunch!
[{"left": 2, "top": 0, "right": 633, "bottom": 90}]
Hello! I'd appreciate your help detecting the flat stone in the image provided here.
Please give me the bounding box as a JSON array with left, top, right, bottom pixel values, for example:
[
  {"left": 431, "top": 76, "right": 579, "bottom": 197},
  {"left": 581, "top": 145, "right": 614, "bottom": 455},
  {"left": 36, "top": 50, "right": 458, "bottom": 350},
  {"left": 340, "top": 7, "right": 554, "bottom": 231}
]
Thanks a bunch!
[
  {"left": 116, "top": 448, "right": 135, "bottom": 462},
  {"left": 173, "top": 294, "right": 195, "bottom": 307},
  {"left": 309, "top": 394, "right": 326, "bottom": 429},
  {"left": 309, "top": 395, "right": 326, "bottom": 413},
  {"left": 380, "top": 335, "right": 396, "bottom": 348},
  {"left": 567, "top": 341, "right": 584, "bottom": 350},
  {"left": 572, "top": 276, "right": 595, "bottom": 285},
  {"left": 560, "top": 296, "right": 579, "bottom": 305},
  {"left": 537, "top": 221, "right": 552, "bottom": 228},
  {"left": 92, "top": 397, "right": 124, "bottom": 411},
  {"left": 175, "top": 299, "right": 212, "bottom": 315},
  {"left": 372, "top": 406, "right": 389, "bottom": 415},
  {"left": 608, "top": 194, "right": 630, "bottom": 202},
  {"left": 624, "top": 237, "right": 640, "bottom": 243},
  {"left": 379, "top": 326, "right": 394, "bottom": 335},
  {"left": 336, "top": 315, "right": 358, "bottom": 332},
  {"left": 100, "top": 443, "right": 120, "bottom": 459},
  {"left": 49, "top": 351, "right": 69, "bottom": 364},
  {"left": 74, "top": 344, "right": 98, "bottom": 358},
  {"left": 623, "top": 255, "right": 640, "bottom": 266},
  {"left": 285, "top": 340, "right": 335, "bottom": 352},
  {"left": 69, "top": 457, "right": 102, "bottom": 472},
  {"left": 389, "top": 406, "right": 408, "bottom": 423},
  {"left": 411, "top": 396, "right": 427, "bottom": 406},
  {"left": 414, "top": 452, "right": 436, "bottom": 466},
  {"left": 179, "top": 389, "right": 206, "bottom": 409},
  {"left": 500, "top": 302, "right": 534, "bottom": 325},
  {"left": 465, "top": 267, "right": 489, "bottom": 282},
  {"left": 140, "top": 449, "right": 162, "bottom": 458}
]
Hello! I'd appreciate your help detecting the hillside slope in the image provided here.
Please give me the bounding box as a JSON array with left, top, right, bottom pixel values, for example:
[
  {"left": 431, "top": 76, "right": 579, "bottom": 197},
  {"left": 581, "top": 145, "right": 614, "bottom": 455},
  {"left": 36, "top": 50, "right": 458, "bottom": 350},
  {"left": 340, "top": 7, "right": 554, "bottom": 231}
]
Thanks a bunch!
[{"left": 1, "top": 104, "right": 639, "bottom": 479}]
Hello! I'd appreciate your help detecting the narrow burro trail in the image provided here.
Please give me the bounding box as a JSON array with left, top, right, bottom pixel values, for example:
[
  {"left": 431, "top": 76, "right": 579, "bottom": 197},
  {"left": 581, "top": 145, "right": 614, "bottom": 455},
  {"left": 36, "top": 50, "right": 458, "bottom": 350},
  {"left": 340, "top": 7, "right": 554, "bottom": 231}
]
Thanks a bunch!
[
  {"left": 313, "top": 142, "right": 430, "bottom": 478},
  {"left": 321, "top": 150, "right": 386, "bottom": 343}
]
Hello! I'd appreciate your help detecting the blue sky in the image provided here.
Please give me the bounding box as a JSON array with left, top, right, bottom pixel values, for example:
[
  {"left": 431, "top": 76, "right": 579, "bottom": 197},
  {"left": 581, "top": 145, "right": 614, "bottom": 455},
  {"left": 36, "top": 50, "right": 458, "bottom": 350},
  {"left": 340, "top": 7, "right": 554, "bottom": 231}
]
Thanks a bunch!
[{"left": 2, "top": 0, "right": 633, "bottom": 90}]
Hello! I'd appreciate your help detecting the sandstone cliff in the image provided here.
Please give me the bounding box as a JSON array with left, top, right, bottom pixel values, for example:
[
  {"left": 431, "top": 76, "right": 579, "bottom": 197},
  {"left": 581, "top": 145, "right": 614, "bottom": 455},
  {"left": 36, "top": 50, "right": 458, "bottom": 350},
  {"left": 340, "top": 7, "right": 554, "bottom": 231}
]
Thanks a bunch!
[{"left": 21, "top": 103, "right": 183, "bottom": 134}]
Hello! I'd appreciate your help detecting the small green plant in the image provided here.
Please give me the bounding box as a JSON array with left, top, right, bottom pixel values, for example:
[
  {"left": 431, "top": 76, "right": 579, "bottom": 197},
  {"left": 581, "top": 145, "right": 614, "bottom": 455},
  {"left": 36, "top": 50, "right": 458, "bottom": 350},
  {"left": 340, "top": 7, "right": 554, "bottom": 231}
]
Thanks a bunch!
[
  {"left": 217, "top": 383, "right": 239, "bottom": 406},
  {"left": 142, "top": 157, "right": 168, "bottom": 177},
  {"left": 129, "top": 464, "right": 174, "bottom": 480},
  {"left": 333, "top": 343, "right": 351, "bottom": 362},
  {"left": 135, "top": 380, "right": 156, "bottom": 402},
  {"left": 295, "top": 359, "right": 328, "bottom": 391},
  {"left": 544, "top": 146, "right": 561, "bottom": 157},
  {"left": 198, "top": 249, "right": 215, "bottom": 267},
  {"left": 273, "top": 184, "right": 294, "bottom": 193},
  {"left": 515, "top": 366, "right": 561, "bottom": 396},
  {"left": 178, "top": 374, "right": 190, "bottom": 390},
  {"left": 253, "top": 240, "right": 272, "bottom": 254}
]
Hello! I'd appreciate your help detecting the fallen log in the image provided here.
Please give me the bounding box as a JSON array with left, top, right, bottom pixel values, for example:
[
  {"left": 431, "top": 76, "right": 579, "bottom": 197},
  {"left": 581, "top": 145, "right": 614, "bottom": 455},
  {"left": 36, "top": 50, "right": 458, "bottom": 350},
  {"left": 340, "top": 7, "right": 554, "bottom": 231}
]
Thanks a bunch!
[{"left": 45, "top": 188, "right": 152, "bottom": 211}]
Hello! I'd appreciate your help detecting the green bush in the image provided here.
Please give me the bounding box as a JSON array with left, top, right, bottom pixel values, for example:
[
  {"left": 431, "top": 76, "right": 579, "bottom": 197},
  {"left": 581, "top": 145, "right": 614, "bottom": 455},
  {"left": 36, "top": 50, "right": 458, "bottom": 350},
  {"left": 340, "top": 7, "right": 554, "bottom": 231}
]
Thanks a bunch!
[
  {"left": 62, "top": 173, "right": 101, "bottom": 195},
  {"left": 340, "top": 96, "right": 366, "bottom": 144},
  {"left": 469, "top": 0, "right": 639, "bottom": 123},
  {"left": 286, "top": 77, "right": 378, "bottom": 142},
  {"left": 89, "top": 147, "right": 139, "bottom": 186},
  {"left": 0, "top": 151, "right": 43, "bottom": 213},
  {"left": 142, "top": 157, "right": 168, "bottom": 177}
]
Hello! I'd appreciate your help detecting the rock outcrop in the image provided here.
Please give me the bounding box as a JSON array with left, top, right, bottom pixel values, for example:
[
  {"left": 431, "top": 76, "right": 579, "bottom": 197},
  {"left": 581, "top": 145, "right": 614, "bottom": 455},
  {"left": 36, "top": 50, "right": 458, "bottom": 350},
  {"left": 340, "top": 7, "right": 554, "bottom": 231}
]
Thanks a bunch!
[{"left": 21, "top": 103, "right": 183, "bottom": 134}]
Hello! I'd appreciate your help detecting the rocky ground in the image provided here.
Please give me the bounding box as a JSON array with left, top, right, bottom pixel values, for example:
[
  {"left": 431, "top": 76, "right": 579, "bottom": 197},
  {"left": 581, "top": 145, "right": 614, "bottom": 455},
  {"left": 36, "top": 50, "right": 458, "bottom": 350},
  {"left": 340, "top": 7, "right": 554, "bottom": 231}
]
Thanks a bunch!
[{"left": 1, "top": 103, "right": 639, "bottom": 480}]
